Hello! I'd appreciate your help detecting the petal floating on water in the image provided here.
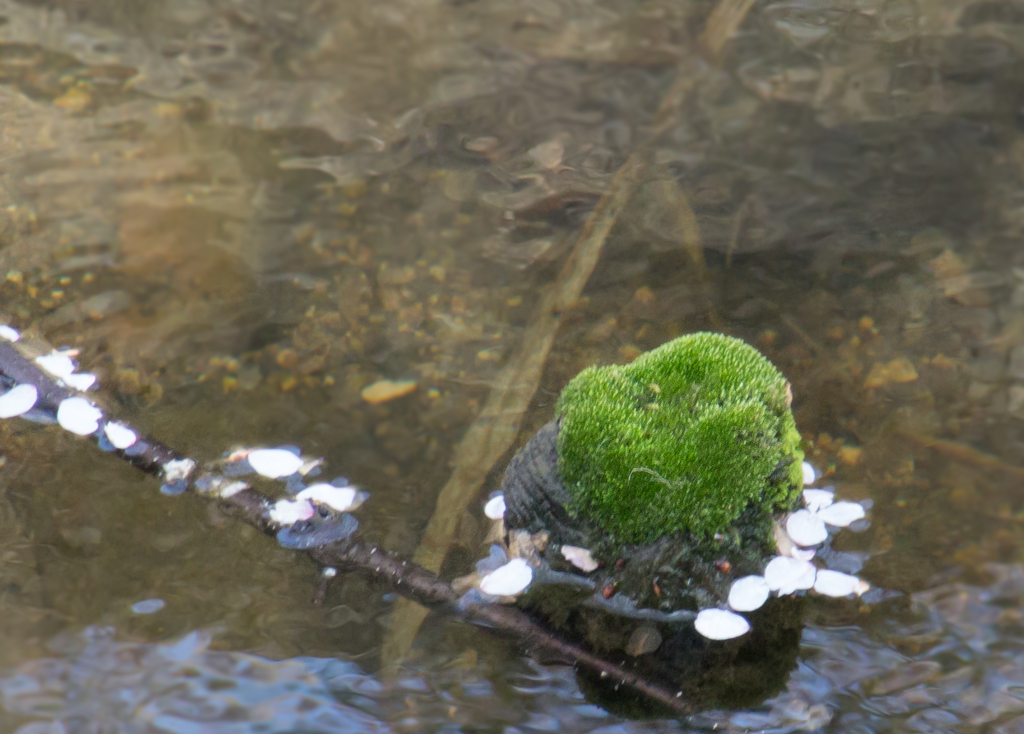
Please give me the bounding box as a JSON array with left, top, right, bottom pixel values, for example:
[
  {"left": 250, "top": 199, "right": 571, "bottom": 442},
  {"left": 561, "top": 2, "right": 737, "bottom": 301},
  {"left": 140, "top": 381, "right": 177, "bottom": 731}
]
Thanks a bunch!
[
  {"left": 694, "top": 608, "right": 750, "bottom": 640},
  {"left": 268, "top": 498, "right": 316, "bottom": 525},
  {"left": 0, "top": 384, "right": 38, "bottom": 418},
  {"left": 803, "top": 488, "right": 834, "bottom": 513},
  {"left": 103, "top": 421, "right": 137, "bottom": 450},
  {"left": 817, "top": 501, "right": 866, "bottom": 527},
  {"left": 296, "top": 483, "right": 358, "bottom": 512},
  {"left": 728, "top": 575, "right": 771, "bottom": 612},
  {"left": 484, "top": 494, "right": 506, "bottom": 520},
  {"left": 561, "top": 545, "right": 599, "bottom": 573},
  {"left": 248, "top": 448, "right": 304, "bottom": 479},
  {"left": 56, "top": 397, "right": 103, "bottom": 435},
  {"left": 801, "top": 461, "right": 817, "bottom": 486},
  {"left": 63, "top": 372, "right": 97, "bottom": 391},
  {"left": 787, "top": 509, "right": 828, "bottom": 547},
  {"left": 813, "top": 569, "right": 862, "bottom": 597},
  {"left": 36, "top": 352, "right": 76, "bottom": 379},
  {"left": 764, "top": 556, "right": 817, "bottom": 595},
  {"left": 479, "top": 558, "right": 533, "bottom": 596}
]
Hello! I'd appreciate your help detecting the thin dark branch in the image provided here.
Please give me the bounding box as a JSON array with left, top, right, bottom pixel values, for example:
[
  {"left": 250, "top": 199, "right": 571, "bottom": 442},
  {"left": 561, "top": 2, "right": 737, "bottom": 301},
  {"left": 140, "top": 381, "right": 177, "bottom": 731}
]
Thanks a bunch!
[{"left": 0, "top": 341, "right": 691, "bottom": 717}]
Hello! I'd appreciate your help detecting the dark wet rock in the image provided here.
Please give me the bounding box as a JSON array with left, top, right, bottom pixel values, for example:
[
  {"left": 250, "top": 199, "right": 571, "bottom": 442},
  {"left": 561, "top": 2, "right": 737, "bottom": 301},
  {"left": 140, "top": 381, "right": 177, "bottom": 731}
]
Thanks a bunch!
[
  {"left": 501, "top": 416, "right": 803, "bottom": 711},
  {"left": 502, "top": 419, "right": 582, "bottom": 547},
  {"left": 503, "top": 419, "right": 780, "bottom": 613}
]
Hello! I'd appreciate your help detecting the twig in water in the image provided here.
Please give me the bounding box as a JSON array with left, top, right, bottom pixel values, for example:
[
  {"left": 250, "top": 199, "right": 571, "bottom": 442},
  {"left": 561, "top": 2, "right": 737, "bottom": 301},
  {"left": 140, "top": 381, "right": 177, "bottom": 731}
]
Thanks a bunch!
[{"left": 0, "top": 339, "right": 692, "bottom": 717}]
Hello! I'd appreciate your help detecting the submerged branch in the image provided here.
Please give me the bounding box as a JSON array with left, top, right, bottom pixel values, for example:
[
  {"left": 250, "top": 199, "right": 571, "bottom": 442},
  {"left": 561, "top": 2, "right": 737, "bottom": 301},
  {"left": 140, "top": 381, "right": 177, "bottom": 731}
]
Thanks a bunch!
[{"left": 0, "top": 342, "right": 692, "bottom": 718}]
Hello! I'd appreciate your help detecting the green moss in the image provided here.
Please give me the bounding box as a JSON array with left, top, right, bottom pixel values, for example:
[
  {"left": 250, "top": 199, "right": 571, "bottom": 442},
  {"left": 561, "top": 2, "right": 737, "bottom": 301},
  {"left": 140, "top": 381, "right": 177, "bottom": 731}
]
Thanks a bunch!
[{"left": 556, "top": 332, "right": 803, "bottom": 545}]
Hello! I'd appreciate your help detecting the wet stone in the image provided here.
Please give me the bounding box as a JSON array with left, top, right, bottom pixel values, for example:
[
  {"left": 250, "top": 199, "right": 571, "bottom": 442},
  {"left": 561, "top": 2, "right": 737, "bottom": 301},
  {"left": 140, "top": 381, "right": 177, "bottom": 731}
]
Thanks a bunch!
[{"left": 625, "top": 624, "right": 662, "bottom": 656}]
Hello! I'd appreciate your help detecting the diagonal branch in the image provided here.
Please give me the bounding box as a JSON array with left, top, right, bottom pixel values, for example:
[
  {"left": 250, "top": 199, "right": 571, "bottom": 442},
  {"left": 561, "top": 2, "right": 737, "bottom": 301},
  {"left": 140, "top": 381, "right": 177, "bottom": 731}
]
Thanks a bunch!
[{"left": 0, "top": 341, "right": 692, "bottom": 717}]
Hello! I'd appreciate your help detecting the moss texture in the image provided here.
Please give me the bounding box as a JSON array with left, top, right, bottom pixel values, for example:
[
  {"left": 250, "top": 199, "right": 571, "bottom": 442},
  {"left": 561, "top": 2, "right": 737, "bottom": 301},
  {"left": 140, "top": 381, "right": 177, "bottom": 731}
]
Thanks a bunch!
[{"left": 555, "top": 332, "right": 803, "bottom": 545}]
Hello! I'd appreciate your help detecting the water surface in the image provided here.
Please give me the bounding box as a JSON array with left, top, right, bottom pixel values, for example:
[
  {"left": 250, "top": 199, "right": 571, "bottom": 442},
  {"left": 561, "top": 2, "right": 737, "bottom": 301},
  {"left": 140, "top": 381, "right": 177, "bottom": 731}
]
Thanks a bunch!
[{"left": 1, "top": 0, "right": 1024, "bottom": 730}]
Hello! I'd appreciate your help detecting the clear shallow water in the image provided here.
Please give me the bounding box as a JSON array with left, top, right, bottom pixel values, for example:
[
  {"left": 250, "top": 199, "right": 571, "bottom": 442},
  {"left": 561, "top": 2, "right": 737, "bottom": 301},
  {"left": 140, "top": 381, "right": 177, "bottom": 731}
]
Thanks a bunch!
[{"left": 1, "top": 0, "right": 1024, "bottom": 730}]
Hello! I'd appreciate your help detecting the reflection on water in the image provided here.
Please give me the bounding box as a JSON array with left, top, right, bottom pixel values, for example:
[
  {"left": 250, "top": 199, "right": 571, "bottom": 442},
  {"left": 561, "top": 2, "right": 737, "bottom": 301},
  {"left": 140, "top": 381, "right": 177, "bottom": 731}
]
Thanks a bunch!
[{"left": 1, "top": 0, "right": 1024, "bottom": 729}]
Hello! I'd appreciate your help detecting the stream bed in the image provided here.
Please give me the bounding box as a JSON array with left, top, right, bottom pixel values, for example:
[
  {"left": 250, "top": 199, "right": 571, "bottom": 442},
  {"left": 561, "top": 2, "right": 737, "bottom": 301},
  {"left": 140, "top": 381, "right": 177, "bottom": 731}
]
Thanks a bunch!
[{"left": 1, "top": 0, "right": 1024, "bottom": 731}]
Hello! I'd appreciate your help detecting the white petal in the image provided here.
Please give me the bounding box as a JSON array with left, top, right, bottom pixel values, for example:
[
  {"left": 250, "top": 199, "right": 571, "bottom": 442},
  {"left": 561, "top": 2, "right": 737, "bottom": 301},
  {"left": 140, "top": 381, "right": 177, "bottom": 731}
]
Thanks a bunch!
[
  {"left": 694, "top": 609, "right": 750, "bottom": 640},
  {"left": 484, "top": 494, "right": 506, "bottom": 520},
  {"left": 63, "top": 372, "right": 97, "bottom": 391},
  {"left": 561, "top": 545, "right": 599, "bottom": 573},
  {"left": 36, "top": 352, "right": 76, "bottom": 379},
  {"left": 802, "top": 461, "right": 816, "bottom": 486},
  {"left": 56, "top": 397, "right": 103, "bottom": 435},
  {"left": 480, "top": 558, "right": 533, "bottom": 596},
  {"left": 803, "top": 488, "right": 834, "bottom": 513},
  {"left": 103, "top": 421, "right": 137, "bottom": 449},
  {"left": 163, "top": 458, "right": 195, "bottom": 482},
  {"left": 269, "top": 498, "right": 315, "bottom": 525},
  {"left": 0, "top": 384, "right": 38, "bottom": 418},
  {"left": 218, "top": 480, "right": 249, "bottom": 498},
  {"left": 728, "top": 575, "right": 771, "bottom": 612},
  {"left": 787, "top": 509, "right": 828, "bottom": 547},
  {"left": 813, "top": 569, "right": 861, "bottom": 597},
  {"left": 764, "top": 556, "right": 817, "bottom": 595},
  {"left": 247, "top": 448, "right": 304, "bottom": 479},
  {"left": 0, "top": 325, "right": 20, "bottom": 342},
  {"left": 296, "top": 483, "right": 358, "bottom": 512},
  {"left": 816, "top": 501, "right": 866, "bottom": 528}
]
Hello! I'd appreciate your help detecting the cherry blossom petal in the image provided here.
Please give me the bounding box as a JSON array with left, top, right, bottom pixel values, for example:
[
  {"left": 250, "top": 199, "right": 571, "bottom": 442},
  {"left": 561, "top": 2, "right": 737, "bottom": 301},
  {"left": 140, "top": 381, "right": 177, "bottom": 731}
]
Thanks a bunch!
[
  {"left": 248, "top": 448, "right": 304, "bottom": 479},
  {"left": 787, "top": 509, "right": 828, "bottom": 547},
  {"left": 801, "top": 461, "right": 817, "bottom": 486},
  {"left": 813, "top": 569, "right": 862, "bottom": 597},
  {"left": 803, "top": 488, "right": 834, "bottom": 513},
  {"left": 0, "top": 384, "right": 37, "bottom": 418},
  {"left": 728, "top": 576, "right": 770, "bottom": 612},
  {"left": 561, "top": 545, "right": 599, "bottom": 573},
  {"left": 57, "top": 397, "right": 103, "bottom": 435},
  {"left": 268, "top": 499, "right": 315, "bottom": 525},
  {"left": 296, "top": 484, "right": 358, "bottom": 512},
  {"left": 480, "top": 558, "right": 533, "bottom": 596},
  {"left": 484, "top": 494, "right": 506, "bottom": 520},
  {"left": 817, "top": 501, "right": 866, "bottom": 528},
  {"left": 694, "top": 609, "right": 750, "bottom": 640},
  {"left": 36, "top": 352, "right": 76, "bottom": 379},
  {"left": 103, "top": 421, "right": 137, "bottom": 449},
  {"left": 764, "top": 556, "right": 817, "bottom": 595},
  {"left": 64, "top": 372, "right": 97, "bottom": 391}
]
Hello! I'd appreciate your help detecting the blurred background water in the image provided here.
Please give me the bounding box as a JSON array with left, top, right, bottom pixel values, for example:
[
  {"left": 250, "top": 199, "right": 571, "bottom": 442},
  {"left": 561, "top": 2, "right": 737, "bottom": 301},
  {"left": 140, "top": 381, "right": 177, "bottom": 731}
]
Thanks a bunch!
[{"left": 2, "top": 0, "right": 1024, "bottom": 730}]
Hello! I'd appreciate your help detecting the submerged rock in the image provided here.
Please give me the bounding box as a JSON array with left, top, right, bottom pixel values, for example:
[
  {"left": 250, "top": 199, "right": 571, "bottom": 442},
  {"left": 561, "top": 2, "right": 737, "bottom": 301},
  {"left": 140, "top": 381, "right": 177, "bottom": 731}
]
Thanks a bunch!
[
  {"left": 503, "top": 333, "right": 805, "bottom": 613},
  {"left": 497, "top": 333, "right": 809, "bottom": 711}
]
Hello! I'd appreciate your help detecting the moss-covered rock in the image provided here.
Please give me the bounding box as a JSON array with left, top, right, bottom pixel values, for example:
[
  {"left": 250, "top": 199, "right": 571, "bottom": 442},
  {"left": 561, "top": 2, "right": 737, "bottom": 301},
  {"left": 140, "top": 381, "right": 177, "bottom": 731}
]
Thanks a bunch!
[{"left": 555, "top": 332, "right": 803, "bottom": 546}]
